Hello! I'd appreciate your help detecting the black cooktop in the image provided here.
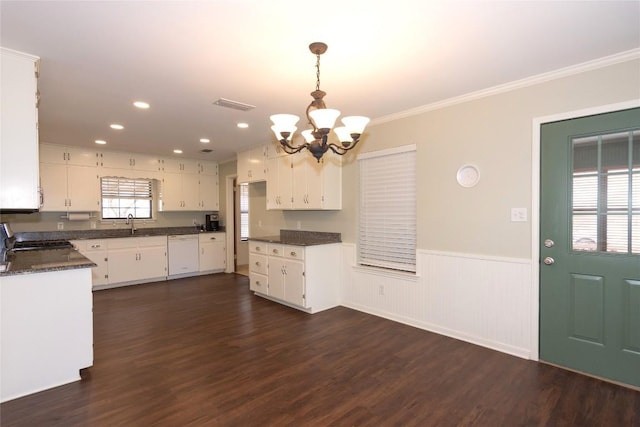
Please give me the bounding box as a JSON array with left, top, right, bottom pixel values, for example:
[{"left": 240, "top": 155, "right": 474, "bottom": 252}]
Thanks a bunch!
[{"left": 12, "top": 240, "right": 74, "bottom": 251}]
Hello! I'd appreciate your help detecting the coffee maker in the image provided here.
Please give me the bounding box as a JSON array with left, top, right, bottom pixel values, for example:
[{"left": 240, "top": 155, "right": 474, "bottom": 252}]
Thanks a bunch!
[{"left": 205, "top": 214, "right": 219, "bottom": 231}]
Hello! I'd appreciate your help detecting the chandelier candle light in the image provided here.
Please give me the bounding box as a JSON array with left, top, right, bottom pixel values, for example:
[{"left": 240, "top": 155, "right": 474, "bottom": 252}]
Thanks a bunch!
[{"left": 270, "top": 42, "right": 370, "bottom": 162}]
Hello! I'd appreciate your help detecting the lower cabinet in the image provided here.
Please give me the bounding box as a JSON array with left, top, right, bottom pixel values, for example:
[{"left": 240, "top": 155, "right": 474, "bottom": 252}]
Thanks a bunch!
[
  {"left": 107, "top": 236, "right": 167, "bottom": 285},
  {"left": 70, "top": 239, "right": 108, "bottom": 287},
  {"left": 248, "top": 240, "right": 340, "bottom": 313},
  {"left": 198, "top": 232, "right": 226, "bottom": 273}
]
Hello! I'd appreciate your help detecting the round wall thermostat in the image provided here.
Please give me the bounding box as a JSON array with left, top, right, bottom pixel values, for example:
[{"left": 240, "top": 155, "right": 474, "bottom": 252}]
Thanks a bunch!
[{"left": 456, "top": 164, "right": 480, "bottom": 188}]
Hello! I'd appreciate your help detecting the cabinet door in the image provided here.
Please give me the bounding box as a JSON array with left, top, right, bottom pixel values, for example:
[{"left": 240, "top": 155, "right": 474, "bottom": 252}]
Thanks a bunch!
[
  {"left": 66, "top": 146, "right": 98, "bottom": 167},
  {"left": 284, "top": 259, "right": 305, "bottom": 307},
  {"left": 83, "top": 249, "right": 108, "bottom": 287},
  {"left": 99, "top": 151, "right": 132, "bottom": 170},
  {"left": 67, "top": 165, "right": 99, "bottom": 211},
  {"left": 267, "top": 258, "right": 286, "bottom": 300},
  {"left": 160, "top": 172, "right": 183, "bottom": 210},
  {"left": 266, "top": 157, "right": 279, "bottom": 210},
  {"left": 132, "top": 154, "right": 160, "bottom": 172},
  {"left": 39, "top": 162, "right": 68, "bottom": 211},
  {"left": 40, "top": 144, "right": 67, "bottom": 165},
  {"left": 137, "top": 245, "right": 167, "bottom": 279},
  {"left": 237, "top": 150, "right": 251, "bottom": 183},
  {"left": 181, "top": 173, "right": 200, "bottom": 210},
  {"left": 0, "top": 49, "right": 39, "bottom": 210},
  {"left": 198, "top": 160, "right": 218, "bottom": 176},
  {"left": 107, "top": 247, "right": 139, "bottom": 283},
  {"left": 198, "top": 173, "right": 218, "bottom": 211},
  {"left": 305, "top": 156, "right": 324, "bottom": 208},
  {"left": 200, "top": 233, "right": 225, "bottom": 271}
]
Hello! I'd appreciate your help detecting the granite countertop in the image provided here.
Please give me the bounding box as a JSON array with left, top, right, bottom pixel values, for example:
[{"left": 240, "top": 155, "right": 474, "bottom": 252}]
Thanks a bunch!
[
  {"left": 0, "top": 248, "right": 96, "bottom": 277},
  {"left": 14, "top": 226, "right": 226, "bottom": 243},
  {"left": 249, "top": 230, "right": 341, "bottom": 246}
]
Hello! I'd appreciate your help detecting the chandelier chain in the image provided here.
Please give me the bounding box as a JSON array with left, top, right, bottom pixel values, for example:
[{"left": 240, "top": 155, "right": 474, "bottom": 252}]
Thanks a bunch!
[{"left": 315, "top": 52, "right": 321, "bottom": 91}]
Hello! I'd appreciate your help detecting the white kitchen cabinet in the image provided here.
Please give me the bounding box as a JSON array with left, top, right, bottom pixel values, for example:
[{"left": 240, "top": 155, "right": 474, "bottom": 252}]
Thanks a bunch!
[
  {"left": 98, "top": 151, "right": 161, "bottom": 178},
  {"left": 249, "top": 241, "right": 269, "bottom": 294},
  {"left": 70, "top": 239, "right": 108, "bottom": 287},
  {"left": 197, "top": 161, "right": 219, "bottom": 211},
  {"left": 107, "top": 236, "right": 167, "bottom": 285},
  {"left": 39, "top": 143, "right": 100, "bottom": 212},
  {"left": 0, "top": 48, "right": 40, "bottom": 211},
  {"left": 266, "top": 155, "right": 293, "bottom": 209},
  {"left": 198, "top": 232, "right": 226, "bottom": 273},
  {"left": 39, "top": 162, "right": 100, "bottom": 212},
  {"left": 160, "top": 171, "right": 199, "bottom": 211},
  {"left": 237, "top": 145, "right": 267, "bottom": 183},
  {"left": 160, "top": 158, "right": 198, "bottom": 174},
  {"left": 248, "top": 240, "right": 341, "bottom": 313},
  {"left": 266, "top": 151, "right": 341, "bottom": 210}
]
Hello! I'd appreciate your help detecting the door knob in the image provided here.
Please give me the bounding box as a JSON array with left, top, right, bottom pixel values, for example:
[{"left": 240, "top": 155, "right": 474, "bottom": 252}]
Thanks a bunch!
[{"left": 543, "top": 257, "right": 555, "bottom": 265}]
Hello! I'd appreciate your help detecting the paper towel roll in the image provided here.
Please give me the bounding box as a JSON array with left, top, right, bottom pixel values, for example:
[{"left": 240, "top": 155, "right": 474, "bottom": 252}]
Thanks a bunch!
[{"left": 67, "top": 213, "right": 91, "bottom": 221}]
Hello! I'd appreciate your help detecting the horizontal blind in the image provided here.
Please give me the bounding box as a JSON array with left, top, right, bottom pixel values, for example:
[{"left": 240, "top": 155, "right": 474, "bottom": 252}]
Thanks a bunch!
[
  {"left": 359, "top": 145, "right": 416, "bottom": 272},
  {"left": 101, "top": 177, "right": 152, "bottom": 219},
  {"left": 101, "top": 177, "right": 152, "bottom": 199},
  {"left": 240, "top": 183, "right": 249, "bottom": 240}
]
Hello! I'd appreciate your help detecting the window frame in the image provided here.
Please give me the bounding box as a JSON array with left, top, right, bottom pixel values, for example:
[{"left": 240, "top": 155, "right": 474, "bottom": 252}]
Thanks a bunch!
[
  {"left": 357, "top": 144, "right": 417, "bottom": 273},
  {"left": 100, "top": 176, "right": 154, "bottom": 221}
]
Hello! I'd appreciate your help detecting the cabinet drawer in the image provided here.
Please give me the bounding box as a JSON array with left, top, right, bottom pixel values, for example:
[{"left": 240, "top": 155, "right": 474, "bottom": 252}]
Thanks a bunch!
[
  {"left": 249, "top": 272, "right": 268, "bottom": 294},
  {"left": 284, "top": 245, "right": 304, "bottom": 261},
  {"left": 250, "top": 254, "right": 268, "bottom": 275},
  {"left": 249, "top": 241, "right": 268, "bottom": 254},
  {"left": 267, "top": 243, "right": 284, "bottom": 257}
]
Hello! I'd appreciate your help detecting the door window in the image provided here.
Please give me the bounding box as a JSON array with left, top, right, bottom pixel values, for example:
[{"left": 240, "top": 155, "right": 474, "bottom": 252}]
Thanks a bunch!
[{"left": 571, "top": 129, "right": 640, "bottom": 253}]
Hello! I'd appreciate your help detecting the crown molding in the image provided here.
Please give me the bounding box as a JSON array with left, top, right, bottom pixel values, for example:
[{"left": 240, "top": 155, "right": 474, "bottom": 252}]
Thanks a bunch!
[{"left": 373, "top": 48, "right": 640, "bottom": 125}]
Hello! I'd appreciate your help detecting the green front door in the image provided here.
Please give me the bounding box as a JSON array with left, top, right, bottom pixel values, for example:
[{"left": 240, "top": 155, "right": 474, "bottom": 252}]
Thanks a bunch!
[{"left": 540, "top": 107, "right": 640, "bottom": 387}]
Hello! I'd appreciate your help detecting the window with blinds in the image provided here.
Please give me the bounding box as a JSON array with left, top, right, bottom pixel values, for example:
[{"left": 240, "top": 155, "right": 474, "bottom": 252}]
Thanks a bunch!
[
  {"left": 358, "top": 144, "right": 416, "bottom": 272},
  {"left": 572, "top": 129, "right": 639, "bottom": 254},
  {"left": 239, "top": 183, "right": 249, "bottom": 241},
  {"left": 101, "top": 177, "right": 153, "bottom": 219}
]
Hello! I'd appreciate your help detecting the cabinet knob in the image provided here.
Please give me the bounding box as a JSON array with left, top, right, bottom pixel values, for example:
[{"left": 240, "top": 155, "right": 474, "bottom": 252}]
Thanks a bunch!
[
  {"left": 290, "top": 251, "right": 296, "bottom": 256},
  {"left": 255, "top": 261, "right": 260, "bottom": 266},
  {"left": 273, "top": 249, "right": 278, "bottom": 254}
]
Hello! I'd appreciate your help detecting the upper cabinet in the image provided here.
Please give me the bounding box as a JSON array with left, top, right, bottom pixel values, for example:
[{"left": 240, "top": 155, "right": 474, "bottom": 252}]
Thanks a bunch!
[
  {"left": 0, "top": 48, "right": 41, "bottom": 211},
  {"left": 266, "top": 151, "right": 342, "bottom": 211},
  {"left": 237, "top": 145, "right": 267, "bottom": 183},
  {"left": 159, "top": 159, "right": 219, "bottom": 212},
  {"left": 98, "top": 151, "right": 161, "bottom": 178},
  {"left": 39, "top": 144, "right": 100, "bottom": 212}
]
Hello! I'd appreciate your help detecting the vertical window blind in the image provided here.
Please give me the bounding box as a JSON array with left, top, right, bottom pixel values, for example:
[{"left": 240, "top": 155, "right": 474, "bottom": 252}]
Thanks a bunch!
[
  {"left": 101, "top": 177, "right": 153, "bottom": 219},
  {"left": 358, "top": 144, "right": 416, "bottom": 272}
]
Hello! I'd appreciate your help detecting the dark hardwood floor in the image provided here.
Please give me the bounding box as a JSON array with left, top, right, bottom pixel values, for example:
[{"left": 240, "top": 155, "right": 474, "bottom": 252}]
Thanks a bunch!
[{"left": 1, "top": 273, "right": 639, "bottom": 426}]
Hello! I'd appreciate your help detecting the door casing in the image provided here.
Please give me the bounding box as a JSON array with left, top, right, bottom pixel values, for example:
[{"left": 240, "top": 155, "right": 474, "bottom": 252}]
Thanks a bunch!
[{"left": 531, "top": 99, "right": 640, "bottom": 360}]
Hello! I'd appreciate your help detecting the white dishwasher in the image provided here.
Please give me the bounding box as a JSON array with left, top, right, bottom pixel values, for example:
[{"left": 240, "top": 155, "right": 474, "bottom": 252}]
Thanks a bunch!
[{"left": 168, "top": 234, "right": 199, "bottom": 277}]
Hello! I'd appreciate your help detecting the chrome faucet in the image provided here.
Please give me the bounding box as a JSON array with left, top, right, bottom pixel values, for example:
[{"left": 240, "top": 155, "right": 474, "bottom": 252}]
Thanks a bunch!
[{"left": 126, "top": 213, "right": 136, "bottom": 235}]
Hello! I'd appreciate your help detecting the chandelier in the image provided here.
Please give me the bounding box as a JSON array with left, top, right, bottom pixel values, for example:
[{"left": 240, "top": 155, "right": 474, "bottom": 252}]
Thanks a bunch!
[{"left": 270, "top": 42, "right": 370, "bottom": 162}]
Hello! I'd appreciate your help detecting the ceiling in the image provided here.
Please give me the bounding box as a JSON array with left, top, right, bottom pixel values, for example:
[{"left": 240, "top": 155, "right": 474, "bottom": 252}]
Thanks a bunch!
[{"left": 1, "top": 1, "right": 639, "bottom": 163}]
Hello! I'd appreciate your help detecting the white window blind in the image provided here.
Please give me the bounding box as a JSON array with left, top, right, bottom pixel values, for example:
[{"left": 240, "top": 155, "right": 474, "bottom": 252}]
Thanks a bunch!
[
  {"left": 358, "top": 145, "right": 416, "bottom": 272},
  {"left": 239, "top": 183, "right": 249, "bottom": 241},
  {"left": 101, "top": 177, "right": 153, "bottom": 219}
]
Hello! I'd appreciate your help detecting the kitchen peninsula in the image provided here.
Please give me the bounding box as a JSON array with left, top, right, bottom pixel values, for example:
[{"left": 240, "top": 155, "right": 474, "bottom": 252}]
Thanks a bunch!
[
  {"left": 0, "top": 247, "right": 95, "bottom": 403},
  {"left": 248, "top": 230, "right": 342, "bottom": 313}
]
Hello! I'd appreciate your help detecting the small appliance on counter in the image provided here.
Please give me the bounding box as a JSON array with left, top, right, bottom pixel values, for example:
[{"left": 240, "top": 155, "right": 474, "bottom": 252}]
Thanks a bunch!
[{"left": 205, "top": 213, "right": 219, "bottom": 231}]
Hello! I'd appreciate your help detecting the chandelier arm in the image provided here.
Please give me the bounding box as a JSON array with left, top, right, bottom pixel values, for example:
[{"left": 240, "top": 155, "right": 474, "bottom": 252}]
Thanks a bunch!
[
  {"left": 327, "top": 136, "right": 362, "bottom": 155},
  {"left": 279, "top": 140, "right": 309, "bottom": 154}
]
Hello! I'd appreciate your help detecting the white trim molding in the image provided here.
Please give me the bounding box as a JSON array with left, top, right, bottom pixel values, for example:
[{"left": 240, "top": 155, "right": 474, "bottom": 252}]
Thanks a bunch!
[
  {"left": 341, "top": 243, "right": 533, "bottom": 359},
  {"left": 374, "top": 49, "right": 640, "bottom": 125}
]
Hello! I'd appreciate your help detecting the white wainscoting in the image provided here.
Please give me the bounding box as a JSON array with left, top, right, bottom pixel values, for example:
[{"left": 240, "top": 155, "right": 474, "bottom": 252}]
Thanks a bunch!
[{"left": 340, "top": 244, "right": 533, "bottom": 359}]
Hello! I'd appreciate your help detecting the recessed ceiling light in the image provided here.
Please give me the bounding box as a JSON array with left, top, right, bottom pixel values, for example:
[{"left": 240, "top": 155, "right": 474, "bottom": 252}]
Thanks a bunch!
[
  {"left": 110, "top": 124, "right": 124, "bottom": 130},
  {"left": 95, "top": 140, "right": 107, "bottom": 145},
  {"left": 173, "top": 149, "right": 183, "bottom": 154},
  {"left": 133, "top": 101, "right": 150, "bottom": 109},
  {"left": 200, "top": 138, "right": 210, "bottom": 143},
  {"left": 237, "top": 122, "right": 249, "bottom": 129}
]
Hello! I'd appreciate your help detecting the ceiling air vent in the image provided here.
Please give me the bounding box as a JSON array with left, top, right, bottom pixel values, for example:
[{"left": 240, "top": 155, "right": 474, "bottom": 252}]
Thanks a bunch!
[
  {"left": 201, "top": 149, "right": 214, "bottom": 153},
  {"left": 213, "top": 98, "right": 256, "bottom": 112}
]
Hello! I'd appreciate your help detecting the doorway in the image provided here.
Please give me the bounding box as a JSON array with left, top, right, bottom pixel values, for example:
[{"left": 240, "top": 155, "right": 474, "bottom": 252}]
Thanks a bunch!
[{"left": 539, "top": 107, "right": 640, "bottom": 387}]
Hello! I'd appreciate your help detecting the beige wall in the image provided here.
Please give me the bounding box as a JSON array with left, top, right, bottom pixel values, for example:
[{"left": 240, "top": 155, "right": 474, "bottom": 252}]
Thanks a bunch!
[{"left": 222, "top": 57, "right": 640, "bottom": 259}]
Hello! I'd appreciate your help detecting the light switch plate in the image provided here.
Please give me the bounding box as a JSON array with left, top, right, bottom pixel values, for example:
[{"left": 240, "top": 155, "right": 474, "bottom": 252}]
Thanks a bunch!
[{"left": 511, "top": 208, "right": 527, "bottom": 222}]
